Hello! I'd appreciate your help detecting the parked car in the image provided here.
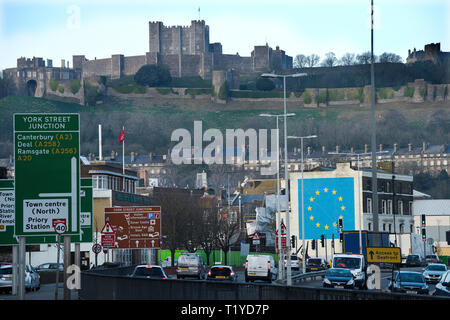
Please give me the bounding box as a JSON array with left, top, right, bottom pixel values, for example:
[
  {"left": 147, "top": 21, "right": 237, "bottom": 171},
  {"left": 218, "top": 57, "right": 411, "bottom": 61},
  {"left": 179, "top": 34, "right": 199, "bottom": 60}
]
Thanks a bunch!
[
  {"left": 206, "top": 266, "right": 237, "bottom": 281},
  {"left": 425, "top": 254, "right": 441, "bottom": 265},
  {"left": 433, "top": 270, "right": 450, "bottom": 297},
  {"left": 176, "top": 253, "right": 206, "bottom": 280},
  {"left": 323, "top": 268, "right": 355, "bottom": 289},
  {"left": 283, "top": 254, "right": 301, "bottom": 271},
  {"left": 130, "top": 265, "right": 169, "bottom": 279},
  {"left": 389, "top": 271, "right": 429, "bottom": 295},
  {"left": 0, "top": 265, "right": 13, "bottom": 293},
  {"left": 423, "top": 263, "right": 447, "bottom": 284},
  {"left": 245, "top": 254, "right": 278, "bottom": 283},
  {"left": 25, "top": 264, "right": 40, "bottom": 292},
  {"left": 405, "top": 254, "right": 423, "bottom": 267},
  {"left": 306, "top": 257, "right": 328, "bottom": 272},
  {"left": 35, "top": 263, "right": 64, "bottom": 272}
]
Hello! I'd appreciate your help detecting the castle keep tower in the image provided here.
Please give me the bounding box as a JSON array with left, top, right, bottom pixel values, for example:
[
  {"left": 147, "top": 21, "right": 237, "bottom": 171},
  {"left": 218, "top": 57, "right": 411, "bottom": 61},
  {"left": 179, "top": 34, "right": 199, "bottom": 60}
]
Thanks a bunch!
[{"left": 149, "top": 20, "right": 210, "bottom": 55}]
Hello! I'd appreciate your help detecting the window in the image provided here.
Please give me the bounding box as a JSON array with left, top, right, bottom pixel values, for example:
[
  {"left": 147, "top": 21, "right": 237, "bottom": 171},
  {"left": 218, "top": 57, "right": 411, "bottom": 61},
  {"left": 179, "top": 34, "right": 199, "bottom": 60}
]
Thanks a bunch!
[
  {"left": 388, "top": 200, "right": 393, "bottom": 214},
  {"left": 388, "top": 224, "right": 392, "bottom": 232},
  {"left": 367, "top": 198, "right": 372, "bottom": 213},
  {"left": 398, "top": 201, "right": 404, "bottom": 215},
  {"left": 408, "top": 201, "right": 413, "bottom": 215},
  {"left": 382, "top": 200, "right": 387, "bottom": 214},
  {"left": 368, "top": 223, "right": 372, "bottom": 231},
  {"left": 383, "top": 223, "right": 386, "bottom": 231}
]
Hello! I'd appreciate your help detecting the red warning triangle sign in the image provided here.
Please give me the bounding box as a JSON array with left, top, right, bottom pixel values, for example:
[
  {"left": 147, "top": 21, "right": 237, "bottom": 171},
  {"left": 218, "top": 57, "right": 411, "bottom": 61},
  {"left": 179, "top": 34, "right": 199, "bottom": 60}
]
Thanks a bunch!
[{"left": 101, "top": 222, "right": 115, "bottom": 234}]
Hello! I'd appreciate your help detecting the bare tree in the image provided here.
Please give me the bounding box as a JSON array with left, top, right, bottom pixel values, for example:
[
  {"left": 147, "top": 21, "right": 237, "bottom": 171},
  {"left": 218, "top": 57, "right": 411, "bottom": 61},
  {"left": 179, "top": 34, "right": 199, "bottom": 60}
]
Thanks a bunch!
[
  {"left": 216, "top": 212, "right": 240, "bottom": 265},
  {"left": 306, "top": 54, "right": 320, "bottom": 67},
  {"left": 378, "top": 52, "right": 403, "bottom": 63},
  {"left": 340, "top": 53, "right": 356, "bottom": 66},
  {"left": 356, "top": 51, "right": 372, "bottom": 64},
  {"left": 321, "top": 52, "right": 338, "bottom": 67},
  {"left": 293, "top": 54, "right": 308, "bottom": 68}
]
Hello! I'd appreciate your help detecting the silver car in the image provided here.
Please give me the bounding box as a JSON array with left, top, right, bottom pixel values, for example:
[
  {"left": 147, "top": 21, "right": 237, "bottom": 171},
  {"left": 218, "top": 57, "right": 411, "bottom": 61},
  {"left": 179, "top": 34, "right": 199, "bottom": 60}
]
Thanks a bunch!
[
  {"left": 176, "top": 253, "right": 206, "bottom": 280},
  {"left": 423, "top": 263, "right": 447, "bottom": 284},
  {"left": 0, "top": 264, "right": 13, "bottom": 293},
  {"left": 25, "top": 264, "right": 40, "bottom": 291}
]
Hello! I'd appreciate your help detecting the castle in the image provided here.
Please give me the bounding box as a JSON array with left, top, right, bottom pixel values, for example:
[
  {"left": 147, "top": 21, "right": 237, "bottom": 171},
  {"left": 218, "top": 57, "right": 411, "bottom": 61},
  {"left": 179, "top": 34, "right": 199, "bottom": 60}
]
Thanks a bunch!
[
  {"left": 406, "top": 42, "right": 450, "bottom": 64},
  {"left": 3, "top": 20, "right": 292, "bottom": 98}
]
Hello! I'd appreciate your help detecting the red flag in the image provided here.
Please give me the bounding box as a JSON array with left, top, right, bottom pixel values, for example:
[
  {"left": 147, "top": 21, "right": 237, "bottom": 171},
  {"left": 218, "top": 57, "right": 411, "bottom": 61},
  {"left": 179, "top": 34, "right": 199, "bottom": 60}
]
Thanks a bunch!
[{"left": 118, "top": 129, "right": 125, "bottom": 143}]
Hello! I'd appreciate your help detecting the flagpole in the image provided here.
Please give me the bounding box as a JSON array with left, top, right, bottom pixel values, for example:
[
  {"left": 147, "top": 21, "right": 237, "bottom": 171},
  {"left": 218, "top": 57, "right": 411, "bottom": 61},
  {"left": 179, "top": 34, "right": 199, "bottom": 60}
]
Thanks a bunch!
[{"left": 122, "top": 126, "right": 125, "bottom": 192}]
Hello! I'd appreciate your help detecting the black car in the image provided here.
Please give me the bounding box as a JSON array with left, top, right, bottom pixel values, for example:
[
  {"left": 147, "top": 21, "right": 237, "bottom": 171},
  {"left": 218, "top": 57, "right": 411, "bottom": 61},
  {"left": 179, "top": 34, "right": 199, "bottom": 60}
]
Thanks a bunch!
[
  {"left": 130, "top": 265, "right": 169, "bottom": 279},
  {"left": 405, "top": 254, "right": 423, "bottom": 267},
  {"left": 323, "top": 268, "right": 355, "bottom": 289},
  {"left": 306, "top": 257, "right": 328, "bottom": 272},
  {"left": 207, "top": 266, "right": 237, "bottom": 281},
  {"left": 389, "top": 271, "right": 429, "bottom": 295},
  {"left": 433, "top": 270, "right": 450, "bottom": 297}
]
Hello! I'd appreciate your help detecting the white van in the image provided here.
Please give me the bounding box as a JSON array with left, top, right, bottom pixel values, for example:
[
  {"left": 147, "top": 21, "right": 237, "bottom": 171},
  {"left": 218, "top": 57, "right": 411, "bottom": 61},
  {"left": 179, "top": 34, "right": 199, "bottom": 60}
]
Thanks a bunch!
[
  {"left": 245, "top": 254, "right": 278, "bottom": 283},
  {"left": 176, "top": 253, "right": 206, "bottom": 279},
  {"left": 331, "top": 253, "right": 367, "bottom": 289}
]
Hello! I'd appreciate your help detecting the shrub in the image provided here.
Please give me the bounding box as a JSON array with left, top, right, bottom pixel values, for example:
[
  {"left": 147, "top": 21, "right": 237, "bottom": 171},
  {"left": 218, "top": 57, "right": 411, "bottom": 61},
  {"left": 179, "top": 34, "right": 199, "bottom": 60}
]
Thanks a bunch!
[
  {"left": 184, "top": 88, "right": 213, "bottom": 96},
  {"left": 57, "top": 85, "right": 64, "bottom": 94},
  {"left": 49, "top": 79, "right": 58, "bottom": 92},
  {"left": 69, "top": 80, "right": 81, "bottom": 94},
  {"left": 255, "top": 78, "right": 275, "bottom": 91},
  {"left": 218, "top": 81, "right": 228, "bottom": 100},
  {"left": 303, "top": 89, "right": 313, "bottom": 104},
  {"left": 444, "top": 85, "right": 448, "bottom": 100},
  {"left": 328, "top": 89, "right": 345, "bottom": 101},
  {"left": 419, "top": 85, "right": 428, "bottom": 99},
  {"left": 134, "top": 64, "right": 171, "bottom": 87},
  {"left": 84, "top": 82, "right": 101, "bottom": 106},
  {"left": 403, "top": 85, "right": 415, "bottom": 98}
]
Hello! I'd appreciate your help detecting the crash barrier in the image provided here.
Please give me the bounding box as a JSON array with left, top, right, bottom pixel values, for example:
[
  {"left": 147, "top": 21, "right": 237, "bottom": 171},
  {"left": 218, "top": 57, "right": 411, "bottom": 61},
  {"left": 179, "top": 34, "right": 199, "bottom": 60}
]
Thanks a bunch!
[{"left": 78, "top": 266, "right": 447, "bottom": 300}]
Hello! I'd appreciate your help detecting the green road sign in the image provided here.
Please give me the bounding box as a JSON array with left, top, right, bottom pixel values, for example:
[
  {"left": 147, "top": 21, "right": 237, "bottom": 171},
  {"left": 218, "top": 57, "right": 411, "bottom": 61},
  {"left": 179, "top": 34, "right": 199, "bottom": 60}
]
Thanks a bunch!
[
  {"left": 0, "top": 178, "right": 93, "bottom": 245},
  {"left": 14, "top": 113, "right": 80, "bottom": 236},
  {"left": 0, "top": 180, "right": 15, "bottom": 245}
]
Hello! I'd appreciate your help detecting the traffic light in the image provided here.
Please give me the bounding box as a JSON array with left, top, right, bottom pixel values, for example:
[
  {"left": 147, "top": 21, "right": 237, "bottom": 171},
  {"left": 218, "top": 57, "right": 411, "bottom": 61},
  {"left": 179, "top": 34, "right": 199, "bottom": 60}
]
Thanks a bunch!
[
  {"left": 311, "top": 239, "right": 316, "bottom": 250},
  {"left": 291, "top": 235, "right": 296, "bottom": 248},
  {"left": 339, "top": 233, "right": 343, "bottom": 243},
  {"left": 320, "top": 234, "right": 325, "bottom": 247},
  {"left": 421, "top": 228, "right": 426, "bottom": 241},
  {"left": 338, "top": 218, "right": 343, "bottom": 229},
  {"left": 421, "top": 214, "right": 426, "bottom": 227}
]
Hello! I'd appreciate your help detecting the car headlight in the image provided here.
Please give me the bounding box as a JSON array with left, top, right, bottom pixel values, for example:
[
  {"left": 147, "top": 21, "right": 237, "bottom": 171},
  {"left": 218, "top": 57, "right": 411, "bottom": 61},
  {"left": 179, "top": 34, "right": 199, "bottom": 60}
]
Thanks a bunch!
[
  {"left": 324, "top": 278, "right": 331, "bottom": 284},
  {"left": 347, "top": 278, "right": 354, "bottom": 285}
]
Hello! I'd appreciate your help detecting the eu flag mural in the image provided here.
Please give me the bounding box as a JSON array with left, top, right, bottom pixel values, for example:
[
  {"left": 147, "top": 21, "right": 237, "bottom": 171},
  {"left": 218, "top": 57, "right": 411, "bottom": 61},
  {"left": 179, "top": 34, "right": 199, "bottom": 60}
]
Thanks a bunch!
[{"left": 298, "top": 177, "right": 355, "bottom": 240}]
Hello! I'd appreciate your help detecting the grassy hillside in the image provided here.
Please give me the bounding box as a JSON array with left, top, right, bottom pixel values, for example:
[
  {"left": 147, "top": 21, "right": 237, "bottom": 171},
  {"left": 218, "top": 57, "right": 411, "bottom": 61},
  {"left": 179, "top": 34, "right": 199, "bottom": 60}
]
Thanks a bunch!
[{"left": 0, "top": 95, "right": 449, "bottom": 159}]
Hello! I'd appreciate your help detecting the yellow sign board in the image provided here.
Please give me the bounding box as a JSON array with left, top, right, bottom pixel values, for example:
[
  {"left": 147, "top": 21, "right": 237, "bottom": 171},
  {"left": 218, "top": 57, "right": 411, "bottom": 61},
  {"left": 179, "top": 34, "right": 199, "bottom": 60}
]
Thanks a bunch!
[{"left": 366, "top": 247, "right": 401, "bottom": 264}]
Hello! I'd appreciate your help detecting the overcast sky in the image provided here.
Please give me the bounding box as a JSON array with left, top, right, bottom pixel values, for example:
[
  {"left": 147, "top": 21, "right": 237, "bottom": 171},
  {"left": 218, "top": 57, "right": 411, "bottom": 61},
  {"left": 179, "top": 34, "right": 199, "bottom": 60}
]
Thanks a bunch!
[{"left": 1, "top": 0, "right": 448, "bottom": 71}]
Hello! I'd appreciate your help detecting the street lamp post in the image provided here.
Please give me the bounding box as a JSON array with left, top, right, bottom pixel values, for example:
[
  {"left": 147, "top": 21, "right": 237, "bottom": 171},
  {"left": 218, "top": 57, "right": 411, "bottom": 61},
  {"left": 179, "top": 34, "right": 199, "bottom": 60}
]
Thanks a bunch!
[
  {"left": 261, "top": 72, "right": 307, "bottom": 286},
  {"left": 288, "top": 135, "right": 317, "bottom": 274},
  {"left": 260, "top": 112, "right": 295, "bottom": 281}
]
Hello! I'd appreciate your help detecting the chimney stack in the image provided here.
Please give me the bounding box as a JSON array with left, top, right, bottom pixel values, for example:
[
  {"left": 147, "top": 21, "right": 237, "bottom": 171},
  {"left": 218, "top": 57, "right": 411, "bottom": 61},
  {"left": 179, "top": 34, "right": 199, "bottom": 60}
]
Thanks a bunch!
[
  {"left": 422, "top": 142, "right": 426, "bottom": 152},
  {"left": 364, "top": 144, "right": 368, "bottom": 153},
  {"left": 307, "top": 146, "right": 311, "bottom": 156},
  {"left": 322, "top": 145, "right": 325, "bottom": 154},
  {"left": 111, "top": 151, "right": 115, "bottom": 160},
  {"left": 131, "top": 152, "right": 135, "bottom": 163},
  {"left": 408, "top": 143, "right": 412, "bottom": 152},
  {"left": 379, "top": 144, "right": 383, "bottom": 152},
  {"left": 394, "top": 143, "right": 397, "bottom": 153},
  {"left": 336, "top": 145, "right": 339, "bottom": 153}
]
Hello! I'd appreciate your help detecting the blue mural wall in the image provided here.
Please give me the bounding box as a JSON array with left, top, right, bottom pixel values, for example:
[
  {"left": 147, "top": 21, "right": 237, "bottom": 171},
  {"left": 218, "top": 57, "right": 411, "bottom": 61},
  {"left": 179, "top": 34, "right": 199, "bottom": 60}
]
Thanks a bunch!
[{"left": 297, "top": 177, "right": 355, "bottom": 240}]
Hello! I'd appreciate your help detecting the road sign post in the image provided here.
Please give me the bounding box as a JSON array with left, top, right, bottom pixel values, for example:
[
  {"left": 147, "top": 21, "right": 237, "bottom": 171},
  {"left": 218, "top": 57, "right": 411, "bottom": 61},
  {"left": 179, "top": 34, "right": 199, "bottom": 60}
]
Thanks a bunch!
[{"left": 14, "top": 113, "right": 80, "bottom": 237}]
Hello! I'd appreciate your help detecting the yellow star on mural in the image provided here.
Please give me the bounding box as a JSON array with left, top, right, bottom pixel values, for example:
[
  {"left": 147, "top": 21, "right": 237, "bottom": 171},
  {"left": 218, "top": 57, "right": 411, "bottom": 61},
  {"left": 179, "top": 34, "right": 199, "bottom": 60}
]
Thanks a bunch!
[
  {"left": 309, "top": 197, "right": 314, "bottom": 202},
  {"left": 307, "top": 206, "right": 312, "bottom": 211},
  {"left": 332, "top": 190, "right": 337, "bottom": 195},
  {"left": 315, "top": 190, "right": 320, "bottom": 195},
  {"left": 325, "top": 225, "right": 329, "bottom": 230},
  {"left": 309, "top": 215, "right": 314, "bottom": 221},
  {"left": 316, "top": 222, "right": 320, "bottom": 228},
  {"left": 339, "top": 215, "right": 343, "bottom": 219},
  {"left": 333, "top": 222, "right": 338, "bottom": 227},
  {"left": 338, "top": 196, "right": 343, "bottom": 201},
  {"left": 341, "top": 205, "right": 346, "bottom": 211},
  {"left": 324, "top": 188, "right": 328, "bottom": 192}
]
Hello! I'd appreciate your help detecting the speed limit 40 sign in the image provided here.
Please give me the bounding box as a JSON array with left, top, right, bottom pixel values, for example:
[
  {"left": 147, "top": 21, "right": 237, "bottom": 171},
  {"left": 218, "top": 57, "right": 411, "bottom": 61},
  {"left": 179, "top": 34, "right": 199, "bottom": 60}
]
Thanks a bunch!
[{"left": 52, "top": 219, "right": 67, "bottom": 235}]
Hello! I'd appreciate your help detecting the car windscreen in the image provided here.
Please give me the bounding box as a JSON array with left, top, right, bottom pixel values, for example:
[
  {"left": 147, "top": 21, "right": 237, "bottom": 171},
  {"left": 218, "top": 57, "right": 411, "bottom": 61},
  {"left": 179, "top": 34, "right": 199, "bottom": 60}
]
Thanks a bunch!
[
  {"left": 427, "top": 265, "right": 446, "bottom": 271},
  {"left": 308, "top": 259, "right": 323, "bottom": 265},
  {"left": 210, "top": 267, "right": 231, "bottom": 276},
  {"left": 407, "top": 256, "right": 419, "bottom": 261},
  {"left": 133, "top": 267, "right": 164, "bottom": 277},
  {"left": 0, "top": 267, "right": 12, "bottom": 275},
  {"left": 290, "top": 256, "right": 298, "bottom": 261},
  {"left": 326, "top": 269, "right": 351, "bottom": 277},
  {"left": 333, "top": 257, "right": 361, "bottom": 269},
  {"left": 399, "top": 273, "right": 424, "bottom": 283},
  {"left": 178, "top": 255, "right": 200, "bottom": 266}
]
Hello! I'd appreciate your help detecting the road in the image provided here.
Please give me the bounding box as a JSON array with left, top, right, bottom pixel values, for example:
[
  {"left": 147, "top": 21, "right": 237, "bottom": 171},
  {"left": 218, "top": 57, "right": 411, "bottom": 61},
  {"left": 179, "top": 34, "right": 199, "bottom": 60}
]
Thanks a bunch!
[{"left": 0, "top": 283, "right": 78, "bottom": 301}]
